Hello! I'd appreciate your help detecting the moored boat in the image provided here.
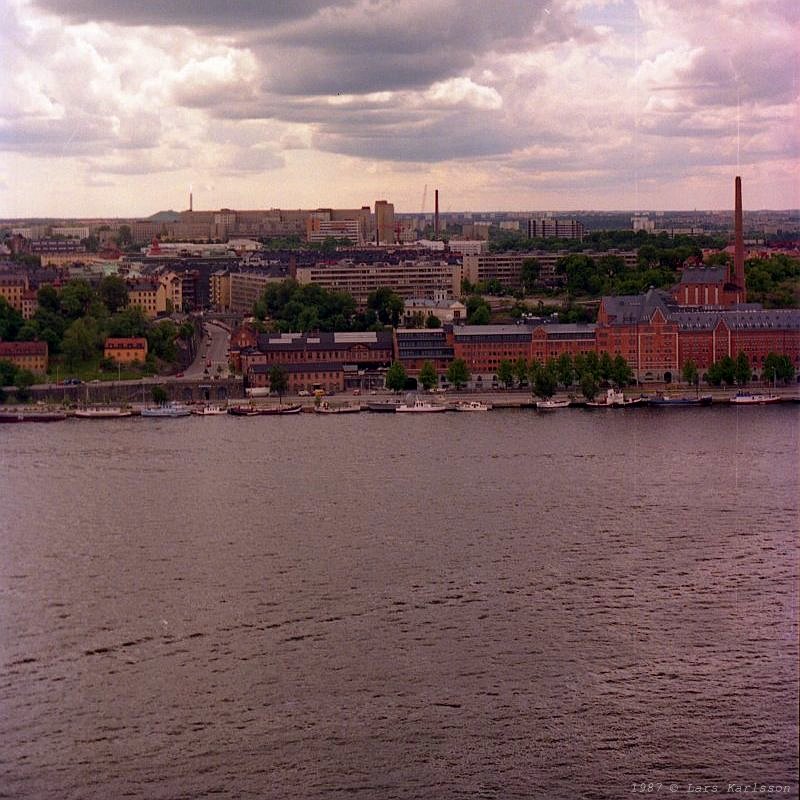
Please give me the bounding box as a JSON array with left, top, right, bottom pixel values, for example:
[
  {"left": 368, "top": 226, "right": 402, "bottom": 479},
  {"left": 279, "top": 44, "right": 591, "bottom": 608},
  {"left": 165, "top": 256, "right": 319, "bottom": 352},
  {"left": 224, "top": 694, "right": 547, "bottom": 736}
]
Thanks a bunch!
[
  {"left": 729, "top": 392, "right": 782, "bottom": 405},
  {"left": 191, "top": 404, "right": 228, "bottom": 416},
  {"left": 536, "top": 398, "right": 571, "bottom": 410},
  {"left": 396, "top": 397, "right": 447, "bottom": 413},
  {"left": 0, "top": 409, "right": 67, "bottom": 423},
  {"left": 228, "top": 404, "right": 260, "bottom": 416},
  {"left": 141, "top": 402, "right": 191, "bottom": 418},
  {"left": 366, "top": 401, "right": 401, "bottom": 413},
  {"left": 454, "top": 400, "right": 491, "bottom": 412},
  {"left": 314, "top": 401, "right": 361, "bottom": 414},
  {"left": 74, "top": 406, "right": 133, "bottom": 419},
  {"left": 256, "top": 403, "right": 303, "bottom": 415},
  {"left": 649, "top": 394, "right": 713, "bottom": 407},
  {"left": 586, "top": 388, "right": 642, "bottom": 408}
]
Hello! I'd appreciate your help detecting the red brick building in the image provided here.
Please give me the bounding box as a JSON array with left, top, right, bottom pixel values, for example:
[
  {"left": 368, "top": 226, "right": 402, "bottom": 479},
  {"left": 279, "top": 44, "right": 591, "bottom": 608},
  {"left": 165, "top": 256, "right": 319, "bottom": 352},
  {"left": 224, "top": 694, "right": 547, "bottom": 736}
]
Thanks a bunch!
[
  {"left": 241, "top": 331, "right": 394, "bottom": 392},
  {"left": 671, "top": 266, "right": 744, "bottom": 308}
]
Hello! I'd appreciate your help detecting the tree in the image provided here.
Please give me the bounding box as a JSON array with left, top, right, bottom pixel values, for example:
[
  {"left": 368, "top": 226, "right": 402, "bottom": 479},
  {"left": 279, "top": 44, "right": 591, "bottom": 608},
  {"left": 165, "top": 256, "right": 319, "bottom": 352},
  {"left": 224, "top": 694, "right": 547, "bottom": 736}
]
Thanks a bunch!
[
  {"left": 367, "top": 287, "right": 404, "bottom": 327},
  {"left": 611, "top": 355, "right": 634, "bottom": 389},
  {"left": 465, "top": 295, "right": 491, "bottom": 324},
  {"left": 598, "top": 351, "right": 614, "bottom": 382},
  {"left": 521, "top": 257, "right": 540, "bottom": 294},
  {"left": 37, "top": 285, "right": 61, "bottom": 313},
  {"left": 418, "top": 361, "right": 438, "bottom": 391},
  {"left": 497, "top": 359, "right": 515, "bottom": 389},
  {"left": 60, "top": 279, "right": 94, "bottom": 319},
  {"left": 706, "top": 356, "right": 736, "bottom": 387},
  {"left": 681, "top": 358, "right": 699, "bottom": 388},
  {"left": 763, "top": 352, "right": 795, "bottom": 384},
  {"left": 0, "top": 359, "right": 17, "bottom": 386},
  {"left": 556, "top": 352, "right": 574, "bottom": 388},
  {"left": 268, "top": 365, "right": 289, "bottom": 401},
  {"left": 424, "top": 314, "right": 441, "bottom": 329},
  {"left": 108, "top": 306, "right": 148, "bottom": 338},
  {"left": 14, "top": 369, "right": 35, "bottom": 401},
  {"left": 98, "top": 275, "right": 129, "bottom": 313},
  {"left": 151, "top": 385, "right": 168, "bottom": 404},
  {"left": 385, "top": 361, "right": 407, "bottom": 392},
  {"left": 580, "top": 373, "right": 599, "bottom": 401},
  {"left": 0, "top": 297, "right": 23, "bottom": 341},
  {"left": 534, "top": 366, "right": 557, "bottom": 399},
  {"left": 62, "top": 317, "right": 100, "bottom": 367},
  {"left": 514, "top": 357, "right": 529, "bottom": 386},
  {"left": 147, "top": 320, "right": 178, "bottom": 362},
  {"left": 446, "top": 358, "right": 470, "bottom": 389},
  {"left": 734, "top": 352, "right": 751, "bottom": 386}
]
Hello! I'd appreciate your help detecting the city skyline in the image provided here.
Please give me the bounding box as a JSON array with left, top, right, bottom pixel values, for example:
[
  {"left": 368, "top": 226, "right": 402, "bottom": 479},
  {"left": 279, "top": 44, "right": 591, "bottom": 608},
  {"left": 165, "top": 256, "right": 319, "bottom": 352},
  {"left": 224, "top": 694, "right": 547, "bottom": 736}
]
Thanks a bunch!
[{"left": 1, "top": 0, "right": 798, "bottom": 217}]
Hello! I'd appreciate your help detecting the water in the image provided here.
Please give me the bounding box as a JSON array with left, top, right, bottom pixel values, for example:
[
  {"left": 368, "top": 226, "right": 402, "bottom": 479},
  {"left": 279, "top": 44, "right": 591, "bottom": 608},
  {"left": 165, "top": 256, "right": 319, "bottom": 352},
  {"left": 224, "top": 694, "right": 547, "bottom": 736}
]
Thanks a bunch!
[{"left": 1, "top": 407, "right": 798, "bottom": 799}]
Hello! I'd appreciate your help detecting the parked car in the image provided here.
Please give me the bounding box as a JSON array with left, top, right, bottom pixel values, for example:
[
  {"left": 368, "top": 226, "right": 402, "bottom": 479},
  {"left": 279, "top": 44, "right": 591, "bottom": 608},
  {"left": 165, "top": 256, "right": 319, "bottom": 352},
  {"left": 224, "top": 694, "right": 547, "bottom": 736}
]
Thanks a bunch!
[
  {"left": 175, "top": 372, "right": 184, "bottom": 378},
  {"left": 63, "top": 378, "right": 82, "bottom": 385},
  {"left": 352, "top": 389, "right": 361, "bottom": 396},
  {"left": 298, "top": 390, "right": 310, "bottom": 397}
]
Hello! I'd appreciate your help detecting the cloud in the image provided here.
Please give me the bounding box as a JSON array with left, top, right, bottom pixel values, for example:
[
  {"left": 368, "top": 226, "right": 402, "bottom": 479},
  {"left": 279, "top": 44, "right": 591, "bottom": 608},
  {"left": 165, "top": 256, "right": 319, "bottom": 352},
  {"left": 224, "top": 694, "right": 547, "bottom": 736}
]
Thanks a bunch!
[
  {"left": 31, "top": 0, "right": 341, "bottom": 28},
  {"left": 2, "top": 0, "right": 798, "bottom": 213}
]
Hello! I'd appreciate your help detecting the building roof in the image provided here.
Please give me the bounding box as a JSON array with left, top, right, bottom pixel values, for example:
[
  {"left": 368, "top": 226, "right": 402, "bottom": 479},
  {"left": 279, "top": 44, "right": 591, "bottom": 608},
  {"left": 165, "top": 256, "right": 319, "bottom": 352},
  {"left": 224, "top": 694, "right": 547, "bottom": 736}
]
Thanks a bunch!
[
  {"left": 601, "top": 288, "right": 678, "bottom": 325},
  {"left": 680, "top": 267, "right": 727, "bottom": 284},
  {"left": 256, "top": 331, "right": 393, "bottom": 352},
  {"left": 404, "top": 298, "right": 465, "bottom": 309},
  {"left": 127, "top": 280, "right": 158, "bottom": 292},
  {"left": 454, "top": 324, "right": 532, "bottom": 338},
  {"left": 105, "top": 337, "right": 148, "bottom": 347},
  {"left": 0, "top": 340, "right": 48, "bottom": 355},
  {"left": 673, "top": 308, "right": 800, "bottom": 331},
  {"left": 535, "top": 323, "right": 597, "bottom": 340}
]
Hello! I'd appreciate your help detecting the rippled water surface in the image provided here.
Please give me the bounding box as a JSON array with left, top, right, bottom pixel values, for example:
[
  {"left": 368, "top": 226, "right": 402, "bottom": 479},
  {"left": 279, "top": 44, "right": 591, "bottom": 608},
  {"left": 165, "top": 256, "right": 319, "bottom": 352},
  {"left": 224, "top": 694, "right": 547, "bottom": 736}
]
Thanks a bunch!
[{"left": 1, "top": 407, "right": 798, "bottom": 799}]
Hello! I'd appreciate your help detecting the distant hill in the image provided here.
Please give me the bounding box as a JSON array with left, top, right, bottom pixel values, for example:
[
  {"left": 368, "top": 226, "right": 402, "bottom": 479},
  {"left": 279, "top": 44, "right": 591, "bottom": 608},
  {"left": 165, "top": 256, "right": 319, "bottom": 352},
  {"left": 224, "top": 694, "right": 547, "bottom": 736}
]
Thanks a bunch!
[{"left": 147, "top": 210, "right": 181, "bottom": 222}]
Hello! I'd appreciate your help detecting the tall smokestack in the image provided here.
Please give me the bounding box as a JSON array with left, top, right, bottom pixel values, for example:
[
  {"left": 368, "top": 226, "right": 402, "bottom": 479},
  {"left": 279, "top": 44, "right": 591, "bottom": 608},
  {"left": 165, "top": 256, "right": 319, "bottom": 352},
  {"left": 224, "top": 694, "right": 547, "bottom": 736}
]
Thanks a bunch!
[
  {"left": 189, "top": 191, "right": 193, "bottom": 212},
  {"left": 434, "top": 189, "right": 439, "bottom": 237},
  {"left": 734, "top": 176, "right": 745, "bottom": 300}
]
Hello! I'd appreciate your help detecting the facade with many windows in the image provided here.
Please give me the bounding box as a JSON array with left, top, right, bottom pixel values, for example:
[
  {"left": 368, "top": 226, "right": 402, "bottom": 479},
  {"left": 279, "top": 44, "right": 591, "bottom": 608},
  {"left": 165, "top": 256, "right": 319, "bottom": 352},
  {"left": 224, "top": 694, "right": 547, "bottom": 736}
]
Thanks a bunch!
[{"left": 0, "top": 341, "right": 48, "bottom": 374}]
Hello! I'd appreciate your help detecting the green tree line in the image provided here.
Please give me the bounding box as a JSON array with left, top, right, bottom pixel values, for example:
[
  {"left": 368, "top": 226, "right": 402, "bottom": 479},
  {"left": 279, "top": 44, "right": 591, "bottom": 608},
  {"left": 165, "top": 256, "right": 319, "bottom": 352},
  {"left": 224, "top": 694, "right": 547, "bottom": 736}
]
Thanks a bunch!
[{"left": 0, "top": 276, "right": 190, "bottom": 375}]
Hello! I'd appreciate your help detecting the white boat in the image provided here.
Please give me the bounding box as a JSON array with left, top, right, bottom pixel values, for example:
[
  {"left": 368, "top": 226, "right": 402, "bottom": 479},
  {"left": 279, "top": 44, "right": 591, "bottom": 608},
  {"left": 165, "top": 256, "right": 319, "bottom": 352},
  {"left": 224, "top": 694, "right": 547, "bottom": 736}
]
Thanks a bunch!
[
  {"left": 586, "top": 388, "right": 642, "bottom": 408},
  {"left": 74, "top": 406, "right": 133, "bottom": 419},
  {"left": 729, "top": 392, "right": 782, "bottom": 405},
  {"left": 536, "top": 398, "right": 571, "bottom": 410},
  {"left": 191, "top": 404, "right": 228, "bottom": 416},
  {"left": 454, "top": 400, "right": 491, "bottom": 412},
  {"left": 141, "top": 402, "right": 192, "bottom": 418},
  {"left": 396, "top": 397, "right": 448, "bottom": 413},
  {"left": 314, "top": 401, "right": 361, "bottom": 414}
]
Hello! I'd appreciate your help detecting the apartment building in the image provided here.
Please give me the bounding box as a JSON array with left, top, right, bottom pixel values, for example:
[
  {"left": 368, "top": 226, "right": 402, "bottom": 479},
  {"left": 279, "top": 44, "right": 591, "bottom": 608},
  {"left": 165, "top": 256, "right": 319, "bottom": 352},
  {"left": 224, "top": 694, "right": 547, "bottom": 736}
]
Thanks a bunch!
[
  {"left": 104, "top": 337, "right": 148, "bottom": 365},
  {"left": 0, "top": 341, "right": 48, "bottom": 374},
  {"left": 295, "top": 259, "right": 462, "bottom": 306}
]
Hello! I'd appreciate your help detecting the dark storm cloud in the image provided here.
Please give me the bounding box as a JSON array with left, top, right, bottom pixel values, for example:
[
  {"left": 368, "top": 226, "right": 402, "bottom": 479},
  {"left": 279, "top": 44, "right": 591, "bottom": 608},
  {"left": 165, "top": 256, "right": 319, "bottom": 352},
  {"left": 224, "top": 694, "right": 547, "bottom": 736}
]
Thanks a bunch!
[
  {"left": 31, "top": 1, "right": 346, "bottom": 28},
  {"left": 250, "top": 0, "right": 587, "bottom": 95},
  {"left": 314, "top": 110, "right": 529, "bottom": 162},
  {"left": 36, "top": 0, "right": 585, "bottom": 97}
]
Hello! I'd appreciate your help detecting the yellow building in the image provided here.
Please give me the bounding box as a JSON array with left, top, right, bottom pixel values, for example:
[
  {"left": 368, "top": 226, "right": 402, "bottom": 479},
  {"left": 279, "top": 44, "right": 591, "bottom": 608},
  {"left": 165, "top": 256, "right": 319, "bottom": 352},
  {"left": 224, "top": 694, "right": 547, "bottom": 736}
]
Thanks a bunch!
[
  {"left": 104, "top": 337, "right": 148, "bottom": 365},
  {"left": 210, "top": 271, "right": 231, "bottom": 311},
  {"left": 127, "top": 280, "right": 159, "bottom": 318},
  {"left": 0, "top": 275, "right": 28, "bottom": 312},
  {"left": 0, "top": 341, "right": 49, "bottom": 374}
]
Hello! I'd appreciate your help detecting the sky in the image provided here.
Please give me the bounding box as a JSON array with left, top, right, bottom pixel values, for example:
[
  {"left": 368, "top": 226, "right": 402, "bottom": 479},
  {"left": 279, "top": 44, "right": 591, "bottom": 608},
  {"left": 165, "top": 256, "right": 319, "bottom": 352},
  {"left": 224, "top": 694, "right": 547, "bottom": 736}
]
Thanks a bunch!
[{"left": 0, "top": 0, "right": 798, "bottom": 217}]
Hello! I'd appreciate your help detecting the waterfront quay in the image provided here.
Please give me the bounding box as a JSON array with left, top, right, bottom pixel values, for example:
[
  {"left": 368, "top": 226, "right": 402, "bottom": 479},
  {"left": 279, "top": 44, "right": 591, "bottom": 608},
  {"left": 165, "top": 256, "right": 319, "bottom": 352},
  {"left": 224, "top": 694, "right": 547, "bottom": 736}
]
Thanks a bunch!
[{"left": 4, "top": 384, "right": 799, "bottom": 420}]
